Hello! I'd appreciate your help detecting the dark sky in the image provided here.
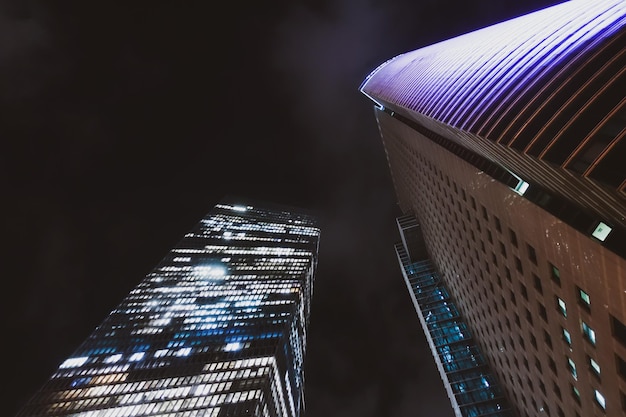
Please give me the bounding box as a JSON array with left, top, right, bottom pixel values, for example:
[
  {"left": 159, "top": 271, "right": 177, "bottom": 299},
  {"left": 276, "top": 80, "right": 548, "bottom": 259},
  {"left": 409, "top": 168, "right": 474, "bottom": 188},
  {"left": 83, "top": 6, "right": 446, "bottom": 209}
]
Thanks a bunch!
[{"left": 4, "top": 1, "right": 564, "bottom": 416}]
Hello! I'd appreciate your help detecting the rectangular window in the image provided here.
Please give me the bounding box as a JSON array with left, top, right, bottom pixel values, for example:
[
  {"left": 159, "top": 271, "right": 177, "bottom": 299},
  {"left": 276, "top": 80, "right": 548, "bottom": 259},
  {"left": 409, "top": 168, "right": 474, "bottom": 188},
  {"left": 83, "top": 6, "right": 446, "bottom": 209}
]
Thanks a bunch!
[
  {"left": 588, "top": 356, "right": 600, "bottom": 377},
  {"left": 527, "top": 244, "right": 537, "bottom": 265},
  {"left": 549, "top": 357, "right": 557, "bottom": 374},
  {"left": 549, "top": 262, "right": 561, "bottom": 286},
  {"left": 520, "top": 283, "right": 528, "bottom": 300},
  {"left": 563, "top": 327, "right": 572, "bottom": 346},
  {"left": 557, "top": 297, "right": 567, "bottom": 317},
  {"left": 533, "top": 274, "right": 543, "bottom": 294},
  {"left": 578, "top": 287, "right": 590, "bottom": 309},
  {"left": 544, "top": 330, "right": 553, "bottom": 350},
  {"left": 594, "top": 390, "right": 606, "bottom": 410},
  {"left": 611, "top": 315, "right": 626, "bottom": 348},
  {"left": 572, "top": 385, "right": 581, "bottom": 404},
  {"left": 567, "top": 357, "right": 577, "bottom": 379},
  {"left": 554, "top": 382, "right": 562, "bottom": 399},
  {"left": 526, "top": 308, "right": 533, "bottom": 326},
  {"left": 509, "top": 228, "right": 518, "bottom": 247},
  {"left": 582, "top": 321, "right": 596, "bottom": 345},
  {"left": 617, "top": 354, "right": 626, "bottom": 381},
  {"left": 494, "top": 216, "right": 501, "bottom": 232},
  {"left": 539, "top": 303, "right": 548, "bottom": 323}
]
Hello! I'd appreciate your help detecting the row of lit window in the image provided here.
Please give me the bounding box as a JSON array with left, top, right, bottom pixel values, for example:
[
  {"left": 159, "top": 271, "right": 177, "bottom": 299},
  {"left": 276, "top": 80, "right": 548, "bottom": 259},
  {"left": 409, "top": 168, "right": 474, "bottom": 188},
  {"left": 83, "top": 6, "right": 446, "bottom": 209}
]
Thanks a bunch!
[
  {"left": 56, "top": 365, "right": 271, "bottom": 402},
  {"left": 49, "top": 388, "right": 263, "bottom": 416}
]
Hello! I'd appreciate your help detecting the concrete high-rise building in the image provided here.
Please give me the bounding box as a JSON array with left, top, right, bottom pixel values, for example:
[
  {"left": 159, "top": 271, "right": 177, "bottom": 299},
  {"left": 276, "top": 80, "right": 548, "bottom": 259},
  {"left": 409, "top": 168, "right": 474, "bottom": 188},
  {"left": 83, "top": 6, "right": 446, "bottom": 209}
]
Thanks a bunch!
[
  {"left": 361, "top": 1, "right": 626, "bottom": 416},
  {"left": 16, "top": 198, "right": 320, "bottom": 417}
]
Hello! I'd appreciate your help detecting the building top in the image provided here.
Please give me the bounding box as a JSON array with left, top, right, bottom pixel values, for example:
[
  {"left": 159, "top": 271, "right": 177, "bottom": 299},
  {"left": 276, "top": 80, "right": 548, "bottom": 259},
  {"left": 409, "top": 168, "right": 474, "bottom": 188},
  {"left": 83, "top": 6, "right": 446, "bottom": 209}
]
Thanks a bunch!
[
  {"left": 361, "top": 0, "right": 625, "bottom": 190},
  {"left": 360, "top": 0, "right": 626, "bottom": 258}
]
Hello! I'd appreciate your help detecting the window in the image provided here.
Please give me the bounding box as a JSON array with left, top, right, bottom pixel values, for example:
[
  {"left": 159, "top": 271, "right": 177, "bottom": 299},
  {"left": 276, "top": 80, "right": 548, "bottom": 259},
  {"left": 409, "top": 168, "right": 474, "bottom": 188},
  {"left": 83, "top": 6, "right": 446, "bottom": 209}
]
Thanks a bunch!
[
  {"left": 520, "top": 283, "right": 528, "bottom": 300},
  {"left": 549, "top": 357, "right": 557, "bottom": 374},
  {"left": 582, "top": 321, "right": 596, "bottom": 345},
  {"left": 567, "top": 357, "right": 577, "bottom": 379},
  {"left": 594, "top": 390, "right": 606, "bottom": 410},
  {"left": 539, "top": 303, "right": 548, "bottom": 323},
  {"left": 612, "top": 315, "right": 626, "bottom": 348},
  {"left": 557, "top": 297, "right": 567, "bottom": 317},
  {"left": 515, "top": 257, "right": 523, "bottom": 274},
  {"left": 592, "top": 221, "right": 612, "bottom": 241},
  {"left": 588, "top": 356, "right": 600, "bottom": 378},
  {"left": 572, "top": 385, "right": 581, "bottom": 404},
  {"left": 578, "top": 287, "right": 590, "bottom": 309},
  {"left": 527, "top": 244, "right": 537, "bottom": 265},
  {"left": 549, "top": 262, "right": 561, "bottom": 286},
  {"left": 533, "top": 274, "right": 543, "bottom": 294},
  {"left": 526, "top": 308, "right": 533, "bottom": 325},
  {"left": 544, "top": 330, "right": 553, "bottom": 350},
  {"left": 563, "top": 327, "right": 572, "bottom": 346},
  {"left": 509, "top": 229, "right": 518, "bottom": 247},
  {"left": 554, "top": 382, "right": 562, "bottom": 399},
  {"left": 616, "top": 354, "right": 626, "bottom": 381},
  {"left": 494, "top": 216, "right": 501, "bottom": 232}
]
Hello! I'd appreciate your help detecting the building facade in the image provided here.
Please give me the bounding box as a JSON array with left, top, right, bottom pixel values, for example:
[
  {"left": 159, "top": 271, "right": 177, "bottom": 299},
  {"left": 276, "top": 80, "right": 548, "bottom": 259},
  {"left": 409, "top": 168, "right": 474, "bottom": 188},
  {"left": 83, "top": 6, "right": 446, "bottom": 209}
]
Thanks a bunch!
[
  {"left": 362, "top": 1, "right": 626, "bottom": 417},
  {"left": 16, "top": 198, "right": 320, "bottom": 417}
]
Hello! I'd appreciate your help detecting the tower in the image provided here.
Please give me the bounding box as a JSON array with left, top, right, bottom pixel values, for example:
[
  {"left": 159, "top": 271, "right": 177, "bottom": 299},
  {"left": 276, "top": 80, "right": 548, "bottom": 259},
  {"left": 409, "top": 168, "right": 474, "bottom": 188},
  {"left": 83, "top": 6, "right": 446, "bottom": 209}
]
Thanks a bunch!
[
  {"left": 16, "top": 198, "right": 320, "bottom": 417},
  {"left": 361, "top": 1, "right": 626, "bottom": 416}
]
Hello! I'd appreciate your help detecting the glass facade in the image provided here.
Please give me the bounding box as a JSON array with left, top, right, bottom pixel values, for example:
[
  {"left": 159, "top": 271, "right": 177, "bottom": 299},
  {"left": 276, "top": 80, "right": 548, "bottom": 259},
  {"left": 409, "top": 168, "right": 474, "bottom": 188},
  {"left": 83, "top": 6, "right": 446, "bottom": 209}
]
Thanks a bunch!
[
  {"left": 16, "top": 199, "right": 320, "bottom": 417},
  {"left": 395, "top": 216, "right": 512, "bottom": 417}
]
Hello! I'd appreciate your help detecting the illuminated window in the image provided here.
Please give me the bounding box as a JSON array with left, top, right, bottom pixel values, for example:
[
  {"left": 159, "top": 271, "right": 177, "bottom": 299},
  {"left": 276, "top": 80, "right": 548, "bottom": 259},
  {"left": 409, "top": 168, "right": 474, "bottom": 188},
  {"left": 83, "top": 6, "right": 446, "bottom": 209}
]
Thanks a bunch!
[
  {"left": 562, "top": 328, "right": 572, "bottom": 346},
  {"left": 592, "top": 222, "right": 611, "bottom": 241},
  {"left": 557, "top": 297, "right": 567, "bottom": 317},
  {"left": 589, "top": 356, "right": 600, "bottom": 377},
  {"left": 549, "top": 263, "right": 561, "bottom": 286},
  {"left": 567, "top": 357, "right": 577, "bottom": 380},
  {"left": 594, "top": 390, "right": 606, "bottom": 410},
  {"left": 572, "top": 385, "right": 581, "bottom": 404},
  {"left": 578, "top": 287, "right": 590, "bottom": 309},
  {"left": 582, "top": 321, "right": 596, "bottom": 346}
]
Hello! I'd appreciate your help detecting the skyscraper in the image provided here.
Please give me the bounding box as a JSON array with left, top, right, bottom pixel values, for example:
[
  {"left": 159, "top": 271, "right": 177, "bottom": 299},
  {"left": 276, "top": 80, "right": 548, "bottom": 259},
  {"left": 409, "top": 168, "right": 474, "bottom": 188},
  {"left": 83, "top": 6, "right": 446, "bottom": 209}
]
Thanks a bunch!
[
  {"left": 16, "top": 198, "right": 320, "bottom": 417},
  {"left": 361, "top": 1, "right": 626, "bottom": 416}
]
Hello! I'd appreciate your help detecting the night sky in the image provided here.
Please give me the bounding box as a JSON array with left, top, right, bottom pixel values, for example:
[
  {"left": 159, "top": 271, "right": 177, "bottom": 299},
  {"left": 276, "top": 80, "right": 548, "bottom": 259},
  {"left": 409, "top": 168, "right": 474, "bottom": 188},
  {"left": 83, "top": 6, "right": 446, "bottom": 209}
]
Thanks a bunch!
[{"left": 5, "top": 1, "right": 564, "bottom": 416}]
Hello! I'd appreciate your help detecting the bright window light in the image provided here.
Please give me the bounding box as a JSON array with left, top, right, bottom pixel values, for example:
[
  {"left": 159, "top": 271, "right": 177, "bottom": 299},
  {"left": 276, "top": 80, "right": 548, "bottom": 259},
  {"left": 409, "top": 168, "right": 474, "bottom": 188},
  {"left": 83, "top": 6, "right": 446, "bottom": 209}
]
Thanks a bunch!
[
  {"left": 224, "top": 342, "right": 242, "bottom": 352},
  {"left": 590, "top": 357, "right": 600, "bottom": 375},
  {"left": 514, "top": 179, "right": 530, "bottom": 195},
  {"left": 60, "top": 357, "right": 89, "bottom": 368},
  {"left": 592, "top": 222, "right": 611, "bottom": 241},
  {"left": 595, "top": 390, "right": 606, "bottom": 409},
  {"left": 579, "top": 288, "right": 590, "bottom": 306},
  {"left": 104, "top": 354, "right": 123, "bottom": 364}
]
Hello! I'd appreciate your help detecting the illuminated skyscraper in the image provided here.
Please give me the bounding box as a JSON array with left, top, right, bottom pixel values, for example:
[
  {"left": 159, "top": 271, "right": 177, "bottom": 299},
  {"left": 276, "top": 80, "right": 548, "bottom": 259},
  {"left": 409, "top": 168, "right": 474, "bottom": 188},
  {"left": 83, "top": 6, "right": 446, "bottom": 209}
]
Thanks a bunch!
[
  {"left": 16, "top": 198, "right": 320, "bottom": 417},
  {"left": 361, "top": 1, "right": 626, "bottom": 416}
]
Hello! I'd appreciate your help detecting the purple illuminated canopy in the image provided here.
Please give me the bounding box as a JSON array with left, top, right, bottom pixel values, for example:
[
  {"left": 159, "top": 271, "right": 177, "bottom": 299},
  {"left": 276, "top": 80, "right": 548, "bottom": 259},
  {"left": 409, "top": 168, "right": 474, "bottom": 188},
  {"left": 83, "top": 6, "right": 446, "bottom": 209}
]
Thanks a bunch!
[{"left": 360, "top": 0, "right": 626, "bottom": 138}]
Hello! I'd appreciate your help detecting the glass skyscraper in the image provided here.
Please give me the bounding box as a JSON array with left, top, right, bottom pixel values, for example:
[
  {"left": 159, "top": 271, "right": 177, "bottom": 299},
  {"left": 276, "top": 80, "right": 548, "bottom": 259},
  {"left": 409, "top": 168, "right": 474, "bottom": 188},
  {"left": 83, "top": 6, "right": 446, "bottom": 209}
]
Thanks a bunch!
[
  {"left": 16, "top": 198, "right": 320, "bottom": 417},
  {"left": 362, "top": 1, "right": 626, "bottom": 416}
]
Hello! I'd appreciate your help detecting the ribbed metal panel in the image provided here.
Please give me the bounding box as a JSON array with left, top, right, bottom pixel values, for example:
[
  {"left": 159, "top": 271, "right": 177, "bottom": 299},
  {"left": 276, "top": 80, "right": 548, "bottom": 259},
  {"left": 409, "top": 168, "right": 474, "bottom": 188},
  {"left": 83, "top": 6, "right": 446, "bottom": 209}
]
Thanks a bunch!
[
  {"left": 361, "top": 0, "right": 624, "bottom": 129},
  {"left": 360, "top": 0, "right": 626, "bottom": 189}
]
